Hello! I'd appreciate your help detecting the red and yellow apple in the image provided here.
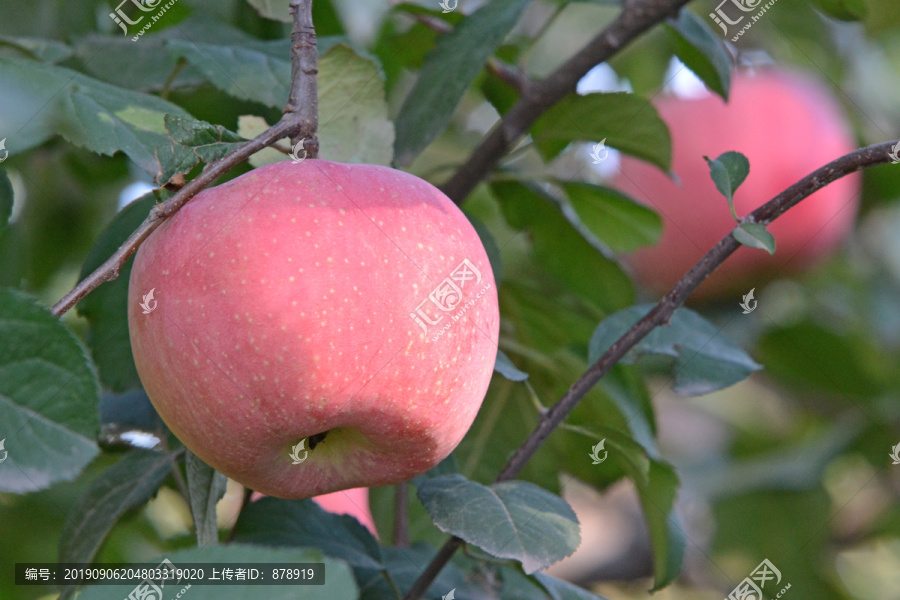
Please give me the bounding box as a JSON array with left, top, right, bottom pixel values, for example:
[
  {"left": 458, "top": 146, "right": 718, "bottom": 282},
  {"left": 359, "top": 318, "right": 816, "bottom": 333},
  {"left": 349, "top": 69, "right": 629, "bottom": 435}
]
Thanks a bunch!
[
  {"left": 128, "top": 160, "right": 499, "bottom": 498},
  {"left": 612, "top": 69, "right": 860, "bottom": 298}
]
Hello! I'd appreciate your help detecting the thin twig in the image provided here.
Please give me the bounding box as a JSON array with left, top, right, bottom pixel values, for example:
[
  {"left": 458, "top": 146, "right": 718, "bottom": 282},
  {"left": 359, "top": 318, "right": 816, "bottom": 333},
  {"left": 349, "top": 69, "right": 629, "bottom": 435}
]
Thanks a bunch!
[
  {"left": 51, "top": 0, "right": 320, "bottom": 317},
  {"left": 402, "top": 141, "right": 898, "bottom": 599},
  {"left": 440, "top": 0, "right": 691, "bottom": 205},
  {"left": 50, "top": 119, "right": 293, "bottom": 317}
]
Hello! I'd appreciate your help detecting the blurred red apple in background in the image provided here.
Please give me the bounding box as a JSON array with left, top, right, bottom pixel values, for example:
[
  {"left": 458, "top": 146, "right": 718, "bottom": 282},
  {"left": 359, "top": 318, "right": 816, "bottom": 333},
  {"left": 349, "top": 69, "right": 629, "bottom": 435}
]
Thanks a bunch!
[
  {"left": 311, "top": 487, "right": 376, "bottom": 535},
  {"left": 612, "top": 69, "right": 860, "bottom": 299},
  {"left": 250, "top": 488, "right": 377, "bottom": 535},
  {"left": 129, "top": 160, "right": 499, "bottom": 498}
]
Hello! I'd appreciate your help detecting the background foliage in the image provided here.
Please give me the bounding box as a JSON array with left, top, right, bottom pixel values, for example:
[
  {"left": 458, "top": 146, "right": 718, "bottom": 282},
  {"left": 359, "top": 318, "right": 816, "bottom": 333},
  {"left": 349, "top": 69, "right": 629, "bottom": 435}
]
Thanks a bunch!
[{"left": 1, "top": 0, "right": 900, "bottom": 599}]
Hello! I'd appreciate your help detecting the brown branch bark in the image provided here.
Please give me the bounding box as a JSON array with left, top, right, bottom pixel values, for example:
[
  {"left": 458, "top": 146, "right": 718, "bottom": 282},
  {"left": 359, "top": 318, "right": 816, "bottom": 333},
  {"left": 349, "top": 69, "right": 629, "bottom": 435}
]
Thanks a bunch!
[
  {"left": 440, "top": 0, "right": 691, "bottom": 205},
  {"left": 403, "top": 141, "right": 898, "bottom": 599},
  {"left": 51, "top": 0, "right": 319, "bottom": 317},
  {"left": 285, "top": 0, "right": 319, "bottom": 158}
]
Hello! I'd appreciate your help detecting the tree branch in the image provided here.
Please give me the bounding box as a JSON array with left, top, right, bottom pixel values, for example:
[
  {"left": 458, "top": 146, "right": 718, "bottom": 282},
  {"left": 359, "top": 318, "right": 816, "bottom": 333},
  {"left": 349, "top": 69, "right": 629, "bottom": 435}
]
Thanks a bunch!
[
  {"left": 440, "top": 0, "right": 691, "bottom": 205},
  {"left": 285, "top": 0, "right": 319, "bottom": 158},
  {"left": 51, "top": 0, "right": 320, "bottom": 317},
  {"left": 403, "top": 140, "right": 898, "bottom": 599}
]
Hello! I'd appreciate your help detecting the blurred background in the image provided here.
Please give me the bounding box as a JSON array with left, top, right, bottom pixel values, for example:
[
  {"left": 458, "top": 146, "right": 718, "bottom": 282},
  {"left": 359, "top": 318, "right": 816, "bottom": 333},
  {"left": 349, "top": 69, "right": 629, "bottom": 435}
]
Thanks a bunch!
[{"left": 2, "top": 1, "right": 900, "bottom": 599}]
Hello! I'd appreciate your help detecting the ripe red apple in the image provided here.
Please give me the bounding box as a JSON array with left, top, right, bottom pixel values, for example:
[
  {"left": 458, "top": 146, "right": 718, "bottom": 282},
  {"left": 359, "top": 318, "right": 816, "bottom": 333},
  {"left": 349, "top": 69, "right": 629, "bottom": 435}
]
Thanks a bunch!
[
  {"left": 612, "top": 69, "right": 860, "bottom": 298},
  {"left": 128, "top": 160, "right": 499, "bottom": 498}
]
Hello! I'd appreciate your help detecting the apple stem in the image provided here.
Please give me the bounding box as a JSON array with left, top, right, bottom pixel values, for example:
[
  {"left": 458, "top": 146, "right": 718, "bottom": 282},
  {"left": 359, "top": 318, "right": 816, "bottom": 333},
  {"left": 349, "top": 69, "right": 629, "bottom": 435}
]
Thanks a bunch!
[{"left": 285, "top": 0, "right": 319, "bottom": 159}]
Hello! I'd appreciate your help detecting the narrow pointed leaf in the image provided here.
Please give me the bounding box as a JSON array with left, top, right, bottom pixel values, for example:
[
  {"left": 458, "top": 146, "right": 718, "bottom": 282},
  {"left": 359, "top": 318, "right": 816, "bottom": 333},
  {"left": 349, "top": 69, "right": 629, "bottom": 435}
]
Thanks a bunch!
[{"left": 394, "top": 0, "right": 530, "bottom": 163}]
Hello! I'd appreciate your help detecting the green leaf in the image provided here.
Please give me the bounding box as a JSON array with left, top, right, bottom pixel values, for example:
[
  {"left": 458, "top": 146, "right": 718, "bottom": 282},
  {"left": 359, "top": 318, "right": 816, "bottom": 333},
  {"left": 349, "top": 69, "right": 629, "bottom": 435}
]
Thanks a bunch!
[
  {"left": 757, "top": 322, "right": 886, "bottom": 398},
  {"left": 317, "top": 44, "right": 394, "bottom": 166},
  {"left": 468, "top": 214, "right": 504, "bottom": 282},
  {"left": 417, "top": 474, "right": 580, "bottom": 573},
  {"left": 411, "top": 454, "right": 460, "bottom": 487},
  {"left": 58, "top": 450, "right": 174, "bottom": 568},
  {"left": 733, "top": 222, "right": 776, "bottom": 254},
  {"left": 167, "top": 41, "right": 393, "bottom": 165},
  {"left": 186, "top": 450, "right": 227, "bottom": 547},
  {"left": 704, "top": 151, "right": 750, "bottom": 218},
  {"left": 531, "top": 92, "right": 672, "bottom": 171},
  {"left": 77, "top": 194, "right": 156, "bottom": 393},
  {"left": 394, "top": 0, "right": 531, "bottom": 164},
  {"left": 491, "top": 181, "right": 634, "bottom": 313},
  {"left": 495, "top": 350, "right": 529, "bottom": 381},
  {"left": 588, "top": 304, "right": 762, "bottom": 395},
  {"left": 0, "top": 288, "right": 100, "bottom": 493},
  {"left": 0, "top": 168, "right": 12, "bottom": 236},
  {"left": 666, "top": 11, "right": 732, "bottom": 100},
  {"left": 0, "top": 56, "right": 189, "bottom": 175},
  {"left": 166, "top": 38, "right": 292, "bottom": 109},
  {"left": 533, "top": 572, "right": 611, "bottom": 600},
  {"left": 0, "top": 35, "right": 72, "bottom": 63},
  {"left": 246, "top": 0, "right": 293, "bottom": 22},
  {"left": 155, "top": 114, "right": 245, "bottom": 185},
  {"left": 811, "top": 0, "right": 868, "bottom": 20},
  {"left": 574, "top": 425, "right": 651, "bottom": 487},
  {"left": 231, "top": 496, "right": 383, "bottom": 569},
  {"left": 560, "top": 182, "right": 662, "bottom": 252},
  {"left": 77, "top": 545, "right": 358, "bottom": 600},
  {"left": 637, "top": 460, "right": 685, "bottom": 590}
]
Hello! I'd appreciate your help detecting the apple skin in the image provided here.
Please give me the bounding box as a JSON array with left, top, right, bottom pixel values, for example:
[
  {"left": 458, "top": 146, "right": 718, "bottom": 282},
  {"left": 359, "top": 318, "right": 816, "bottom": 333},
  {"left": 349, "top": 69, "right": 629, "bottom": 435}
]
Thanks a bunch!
[
  {"left": 613, "top": 69, "right": 860, "bottom": 299},
  {"left": 128, "top": 160, "right": 499, "bottom": 498}
]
